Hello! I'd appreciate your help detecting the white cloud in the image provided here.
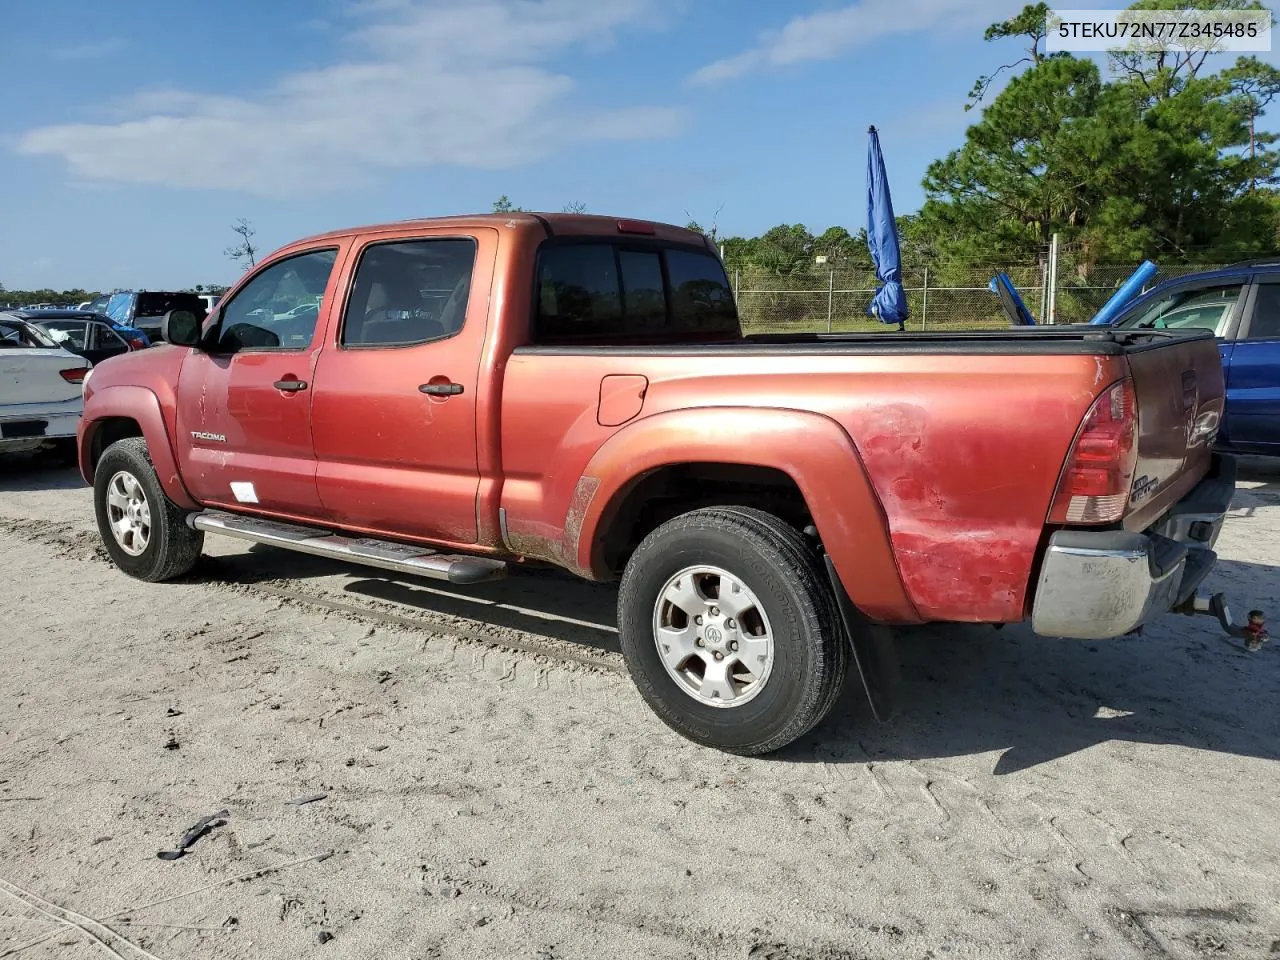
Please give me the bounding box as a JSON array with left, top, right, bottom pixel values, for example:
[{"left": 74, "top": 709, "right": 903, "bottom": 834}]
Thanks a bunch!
[
  {"left": 689, "top": 0, "right": 1012, "bottom": 85},
  {"left": 18, "top": 0, "right": 687, "bottom": 196}
]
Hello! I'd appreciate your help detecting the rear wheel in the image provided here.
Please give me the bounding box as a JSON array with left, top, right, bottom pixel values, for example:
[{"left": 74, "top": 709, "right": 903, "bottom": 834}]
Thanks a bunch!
[
  {"left": 93, "top": 437, "right": 204, "bottom": 582},
  {"left": 617, "top": 506, "right": 847, "bottom": 755}
]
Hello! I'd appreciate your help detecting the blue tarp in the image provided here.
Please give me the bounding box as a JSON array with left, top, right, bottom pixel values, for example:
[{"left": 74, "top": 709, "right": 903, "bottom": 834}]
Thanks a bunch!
[
  {"left": 866, "top": 126, "right": 908, "bottom": 329},
  {"left": 1089, "top": 260, "right": 1158, "bottom": 324},
  {"left": 988, "top": 273, "right": 1037, "bottom": 325}
]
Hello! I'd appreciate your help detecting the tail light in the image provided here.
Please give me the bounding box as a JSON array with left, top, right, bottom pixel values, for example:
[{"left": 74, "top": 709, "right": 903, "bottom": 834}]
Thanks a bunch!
[
  {"left": 59, "top": 367, "right": 90, "bottom": 384},
  {"left": 1048, "top": 378, "right": 1138, "bottom": 524},
  {"left": 127, "top": 337, "right": 146, "bottom": 350}
]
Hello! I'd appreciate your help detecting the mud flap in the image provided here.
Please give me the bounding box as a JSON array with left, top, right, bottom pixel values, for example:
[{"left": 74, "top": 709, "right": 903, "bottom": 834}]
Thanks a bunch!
[{"left": 822, "top": 554, "right": 901, "bottom": 721}]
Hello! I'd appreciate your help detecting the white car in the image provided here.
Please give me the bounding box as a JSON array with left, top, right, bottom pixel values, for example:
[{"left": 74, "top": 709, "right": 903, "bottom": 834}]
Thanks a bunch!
[{"left": 0, "top": 313, "right": 91, "bottom": 458}]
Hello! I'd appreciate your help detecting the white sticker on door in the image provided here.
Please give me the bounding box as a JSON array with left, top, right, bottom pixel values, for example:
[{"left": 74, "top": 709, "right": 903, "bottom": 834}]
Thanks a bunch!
[{"left": 230, "top": 481, "right": 259, "bottom": 504}]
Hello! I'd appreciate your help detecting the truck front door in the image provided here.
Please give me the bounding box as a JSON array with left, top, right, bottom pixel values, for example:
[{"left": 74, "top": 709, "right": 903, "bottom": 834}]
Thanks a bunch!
[
  {"left": 174, "top": 244, "right": 348, "bottom": 516},
  {"left": 309, "top": 230, "right": 495, "bottom": 544}
]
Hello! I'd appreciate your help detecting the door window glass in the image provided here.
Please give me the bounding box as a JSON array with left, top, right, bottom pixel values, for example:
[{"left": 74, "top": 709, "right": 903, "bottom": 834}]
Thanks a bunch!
[
  {"left": 1248, "top": 283, "right": 1280, "bottom": 339},
  {"left": 342, "top": 238, "right": 477, "bottom": 346},
  {"left": 214, "top": 248, "right": 338, "bottom": 352},
  {"left": 1116, "top": 284, "right": 1242, "bottom": 334}
]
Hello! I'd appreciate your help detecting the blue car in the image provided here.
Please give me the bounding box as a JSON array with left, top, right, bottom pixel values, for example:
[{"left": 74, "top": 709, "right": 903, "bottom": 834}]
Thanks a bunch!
[{"left": 1105, "top": 261, "right": 1280, "bottom": 457}]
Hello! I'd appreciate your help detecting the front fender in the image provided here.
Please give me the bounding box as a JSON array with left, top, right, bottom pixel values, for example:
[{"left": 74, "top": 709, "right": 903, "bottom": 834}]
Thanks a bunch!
[
  {"left": 79, "top": 384, "right": 199, "bottom": 511},
  {"left": 573, "top": 406, "right": 921, "bottom": 623}
]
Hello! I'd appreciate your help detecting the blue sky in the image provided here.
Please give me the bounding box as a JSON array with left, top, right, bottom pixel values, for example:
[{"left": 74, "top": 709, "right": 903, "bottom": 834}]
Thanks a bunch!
[{"left": 2, "top": 0, "right": 1276, "bottom": 291}]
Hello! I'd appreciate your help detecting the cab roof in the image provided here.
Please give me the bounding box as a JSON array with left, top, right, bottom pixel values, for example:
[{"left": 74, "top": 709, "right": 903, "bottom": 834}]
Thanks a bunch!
[{"left": 291, "top": 212, "right": 711, "bottom": 248}]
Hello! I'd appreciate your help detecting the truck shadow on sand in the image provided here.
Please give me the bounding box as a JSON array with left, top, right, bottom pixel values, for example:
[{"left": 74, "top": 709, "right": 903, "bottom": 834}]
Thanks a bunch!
[
  {"left": 196, "top": 546, "right": 622, "bottom": 656},
  {"left": 0, "top": 459, "right": 86, "bottom": 492},
  {"left": 203, "top": 544, "right": 1278, "bottom": 776},
  {"left": 795, "top": 554, "right": 1279, "bottom": 775}
]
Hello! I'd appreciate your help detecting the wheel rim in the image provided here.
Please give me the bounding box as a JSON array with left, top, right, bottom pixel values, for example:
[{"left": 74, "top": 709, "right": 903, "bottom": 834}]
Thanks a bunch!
[
  {"left": 105, "top": 470, "right": 151, "bottom": 557},
  {"left": 652, "top": 565, "right": 775, "bottom": 709}
]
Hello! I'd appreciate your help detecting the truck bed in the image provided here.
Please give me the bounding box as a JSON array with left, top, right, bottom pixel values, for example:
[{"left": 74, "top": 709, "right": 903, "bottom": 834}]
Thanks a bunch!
[{"left": 502, "top": 325, "right": 1225, "bottom": 625}]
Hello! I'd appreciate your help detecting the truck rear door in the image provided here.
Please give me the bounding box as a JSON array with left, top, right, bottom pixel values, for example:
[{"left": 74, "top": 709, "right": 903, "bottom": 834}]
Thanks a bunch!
[{"left": 309, "top": 228, "right": 498, "bottom": 545}]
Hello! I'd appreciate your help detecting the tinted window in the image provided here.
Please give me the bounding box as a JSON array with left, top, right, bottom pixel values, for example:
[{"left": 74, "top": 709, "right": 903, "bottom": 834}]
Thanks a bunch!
[
  {"left": 667, "top": 249, "right": 737, "bottom": 333},
  {"left": 91, "top": 323, "right": 126, "bottom": 351},
  {"left": 136, "top": 292, "right": 205, "bottom": 319},
  {"left": 618, "top": 250, "right": 666, "bottom": 332},
  {"left": 534, "top": 243, "right": 739, "bottom": 343},
  {"left": 536, "top": 244, "right": 622, "bottom": 341},
  {"left": 1117, "top": 283, "right": 1242, "bottom": 333},
  {"left": 215, "top": 248, "right": 338, "bottom": 352},
  {"left": 1249, "top": 283, "right": 1280, "bottom": 339},
  {"left": 342, "top": 238, "right": 476, "bottom": 346}
]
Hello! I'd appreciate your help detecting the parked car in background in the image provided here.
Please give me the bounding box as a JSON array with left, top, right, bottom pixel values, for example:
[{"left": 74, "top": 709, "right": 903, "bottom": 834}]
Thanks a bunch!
[
  {"left": 11, "top": 308, "right": 150, "bottom": 352},
  {"left": 76, "top": 212, "right": 1246, "bottom": 755},
  {"left": 28, "top": 315, "right": 139, "bottom": 367},
  {"left": 1105, "top": 261, "right": 1280, "bottom": 456},
  {"left": 0, "top": 312, "right": 90, "bottom": 458},
  {"left": 92, "top": 291, "right": 208, "bottom": 343}
]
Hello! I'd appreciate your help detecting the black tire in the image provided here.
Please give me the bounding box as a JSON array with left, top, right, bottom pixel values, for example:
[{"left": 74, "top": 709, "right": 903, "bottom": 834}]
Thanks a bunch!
[
  {"left": 93, "top": 437, "right": 204, "bottom": 582},
  {"left": 617, "top": 506, "right": 847, "bottom": 756}
]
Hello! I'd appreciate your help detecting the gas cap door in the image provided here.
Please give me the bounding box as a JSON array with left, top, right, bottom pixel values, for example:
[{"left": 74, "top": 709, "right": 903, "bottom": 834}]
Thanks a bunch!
[{"left": 597, "top": 374, "right": 649, "bottom": 427}]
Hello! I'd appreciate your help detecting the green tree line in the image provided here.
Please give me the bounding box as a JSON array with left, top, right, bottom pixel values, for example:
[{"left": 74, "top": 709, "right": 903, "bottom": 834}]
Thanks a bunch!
[{"left": 10, "top": 2, "right": 1276, "bottom": 309}]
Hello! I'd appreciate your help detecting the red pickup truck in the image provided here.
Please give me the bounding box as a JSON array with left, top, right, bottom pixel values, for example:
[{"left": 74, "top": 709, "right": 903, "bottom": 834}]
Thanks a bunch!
[{"left": 77, "top": 213, "right": 1248, "bottom": 755}]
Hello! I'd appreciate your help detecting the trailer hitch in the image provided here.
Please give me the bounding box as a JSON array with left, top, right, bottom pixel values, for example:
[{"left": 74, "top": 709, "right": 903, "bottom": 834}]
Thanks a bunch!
[{"left": 1175, "top": 593, "right": 1268, "bottom": 651}]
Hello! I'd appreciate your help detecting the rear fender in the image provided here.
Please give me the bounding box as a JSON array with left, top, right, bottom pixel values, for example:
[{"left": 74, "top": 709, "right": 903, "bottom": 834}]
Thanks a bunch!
[
  {"left": 79, "top": 384, "right": 198, "bottom": 510},
  {"left": 573, "top": 406, "right": 921, "bottom": 623}
]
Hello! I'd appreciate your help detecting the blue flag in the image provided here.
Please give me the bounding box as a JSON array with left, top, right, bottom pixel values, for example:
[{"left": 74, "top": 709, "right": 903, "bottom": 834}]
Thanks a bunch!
[{"left": 866, "top": 126, "right": 909, "bottom": 329}]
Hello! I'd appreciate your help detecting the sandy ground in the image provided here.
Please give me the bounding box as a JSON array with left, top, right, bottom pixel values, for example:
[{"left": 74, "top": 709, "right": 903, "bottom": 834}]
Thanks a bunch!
[{"left": 0, "top": 455, "right": 1277, "bottom": 960}]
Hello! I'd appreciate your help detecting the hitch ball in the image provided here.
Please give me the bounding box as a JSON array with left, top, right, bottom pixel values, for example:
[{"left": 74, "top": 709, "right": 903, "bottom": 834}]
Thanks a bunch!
[{"left": 1244, "top": 610, "right": 1269, "bottom": 652}]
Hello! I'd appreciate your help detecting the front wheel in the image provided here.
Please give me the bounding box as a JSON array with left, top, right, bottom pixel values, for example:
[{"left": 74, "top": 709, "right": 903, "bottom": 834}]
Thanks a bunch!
[
  {"left": 617, "top": 506, "right": 847, "bottom": 755},
  {"left": 93, "top": 437, "right": 204, "bottom": 582}
]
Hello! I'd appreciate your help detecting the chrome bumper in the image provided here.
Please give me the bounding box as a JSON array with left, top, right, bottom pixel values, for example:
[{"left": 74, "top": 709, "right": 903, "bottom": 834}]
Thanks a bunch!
[{"left": 1031, "top": 454, "right": 1236, "bottom": 640}]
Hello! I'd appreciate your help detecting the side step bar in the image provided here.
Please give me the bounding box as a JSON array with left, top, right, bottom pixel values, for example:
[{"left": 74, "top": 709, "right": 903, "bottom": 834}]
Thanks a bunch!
[{"left": 189, "top": 510, "right": 508, "bottom": 585}]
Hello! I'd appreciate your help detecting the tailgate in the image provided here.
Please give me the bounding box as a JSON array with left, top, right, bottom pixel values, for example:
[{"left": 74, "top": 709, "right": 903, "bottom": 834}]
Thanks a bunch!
[{"left": 1123, "top": 331, "right": 1225, "bottom": 529}]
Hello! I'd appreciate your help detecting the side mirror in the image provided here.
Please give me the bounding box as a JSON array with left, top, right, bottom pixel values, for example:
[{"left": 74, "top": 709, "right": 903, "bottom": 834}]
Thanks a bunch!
[{"left": 162, "top": 309, "right": 202, "bottom": 347}]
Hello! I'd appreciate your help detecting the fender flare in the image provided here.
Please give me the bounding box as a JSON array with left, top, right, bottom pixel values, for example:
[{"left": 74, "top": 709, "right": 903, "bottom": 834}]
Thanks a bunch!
[
  {"left": 572, "top": 406, "right": 920, "bottom": 623},
  {"left": 80, "top": 384, "right": 199, "bottom": 511}
]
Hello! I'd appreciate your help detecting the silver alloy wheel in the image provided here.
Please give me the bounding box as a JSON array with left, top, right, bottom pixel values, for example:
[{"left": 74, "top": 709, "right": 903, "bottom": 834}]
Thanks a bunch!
[
  {"left": 105, "top": 470, "right": 151, "bottom": 557},
  {"left": 652, "top": 565, "right": 775, "bottom": 708}
]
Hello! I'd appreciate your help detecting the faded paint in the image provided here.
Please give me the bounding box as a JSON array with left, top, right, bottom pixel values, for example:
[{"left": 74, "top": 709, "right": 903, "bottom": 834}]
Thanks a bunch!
[{"left": 79, "top": 210, "right": 1228, "bottom": 631}]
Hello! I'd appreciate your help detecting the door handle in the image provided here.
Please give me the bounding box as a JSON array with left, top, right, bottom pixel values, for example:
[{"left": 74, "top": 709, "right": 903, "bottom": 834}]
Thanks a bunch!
[
  {"left": 273, "top": 378, "right": 308, "bottom": 392},
  {"left": 419, "top": 382, "right": 463, "bottom": 396}
]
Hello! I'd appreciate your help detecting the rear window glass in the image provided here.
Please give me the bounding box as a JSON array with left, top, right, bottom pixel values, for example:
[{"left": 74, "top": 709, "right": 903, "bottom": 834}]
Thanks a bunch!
[
  {"left": 667, "top": 249, "right": 738, "bottom": 333},
  {"left": 0, "top": 319, "right": 55, "bottom": 348},
  {"left": 534, "top": 243, "right": 738, "bottom": 343}
]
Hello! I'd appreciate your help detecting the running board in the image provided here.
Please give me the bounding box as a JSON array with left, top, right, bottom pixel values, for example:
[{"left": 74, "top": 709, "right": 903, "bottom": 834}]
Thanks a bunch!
[{"left": 189, "top": 510, "right": 508, "bottom": 585}]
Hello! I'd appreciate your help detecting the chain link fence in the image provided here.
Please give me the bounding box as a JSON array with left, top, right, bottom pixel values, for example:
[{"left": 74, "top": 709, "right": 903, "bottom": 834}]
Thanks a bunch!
[{"left": 731, "top": 259, "right": 1232, "bottom": 334}]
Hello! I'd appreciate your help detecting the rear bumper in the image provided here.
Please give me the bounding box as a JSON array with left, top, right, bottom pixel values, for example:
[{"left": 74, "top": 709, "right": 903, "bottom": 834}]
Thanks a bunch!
[
  {"left": 1030, "top": 454, "right": 1236, "bottom": 640},
  {"left": 0, "top": 401, "right": 82, "bottom": 450}
]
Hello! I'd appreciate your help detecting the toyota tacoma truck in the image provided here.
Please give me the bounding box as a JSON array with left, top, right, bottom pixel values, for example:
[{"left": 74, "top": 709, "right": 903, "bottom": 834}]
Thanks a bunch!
[{"left": 76, "top": 213, "right": 1254, "bottom": 755}]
